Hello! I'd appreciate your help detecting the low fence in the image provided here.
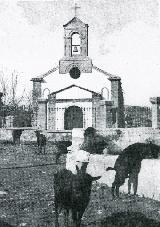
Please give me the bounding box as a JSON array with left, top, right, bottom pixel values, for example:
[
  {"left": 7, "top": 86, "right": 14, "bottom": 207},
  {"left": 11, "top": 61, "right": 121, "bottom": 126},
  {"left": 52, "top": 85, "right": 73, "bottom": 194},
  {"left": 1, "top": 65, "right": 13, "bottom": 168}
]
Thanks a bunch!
[
  {"left": 0, "top": 105, "right": 152, "bottom": 129},
  {"left": 125, "top": 105, "right": 152, "bottom": 128},
  {"left": 53, "top": 106, "right": 152, "bottom": 129}
]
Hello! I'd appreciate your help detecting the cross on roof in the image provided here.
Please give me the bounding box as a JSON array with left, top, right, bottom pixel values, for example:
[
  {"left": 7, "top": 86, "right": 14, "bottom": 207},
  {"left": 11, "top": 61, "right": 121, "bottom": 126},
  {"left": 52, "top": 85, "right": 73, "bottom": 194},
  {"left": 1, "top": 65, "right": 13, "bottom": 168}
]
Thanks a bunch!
[{"left": 72, "top": 2, "right": 80, "bottom": 17}]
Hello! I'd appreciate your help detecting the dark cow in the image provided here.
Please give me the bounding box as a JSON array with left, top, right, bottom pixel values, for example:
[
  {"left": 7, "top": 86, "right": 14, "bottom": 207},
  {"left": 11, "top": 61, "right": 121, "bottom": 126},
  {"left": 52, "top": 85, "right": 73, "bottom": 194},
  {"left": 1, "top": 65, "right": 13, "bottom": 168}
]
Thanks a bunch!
[
  {"left": 54, "top": 140, "right": 72, "bottom": 164},
  {"left": 54, "top": 163, "right": 101, "bottom": 227},
  {"left": 80, "top": 127, "right": 108, "bottom": 154},
  {"left": 106, "top": 142, "right": 159, "bottom": 198},
  {"left": 35, "top": 130, "right": 47, "bottom": 154},
  {"left": 12, "top": 129, "right": 23, "bottom": 145}
]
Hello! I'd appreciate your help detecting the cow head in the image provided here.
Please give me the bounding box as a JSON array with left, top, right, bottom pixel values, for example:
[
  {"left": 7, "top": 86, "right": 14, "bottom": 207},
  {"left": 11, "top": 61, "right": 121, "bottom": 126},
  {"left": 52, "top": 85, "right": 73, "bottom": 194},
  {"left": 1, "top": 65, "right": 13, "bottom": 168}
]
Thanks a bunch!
[{"left": 142, "top": 142, "right": 160, "bottom": 159}]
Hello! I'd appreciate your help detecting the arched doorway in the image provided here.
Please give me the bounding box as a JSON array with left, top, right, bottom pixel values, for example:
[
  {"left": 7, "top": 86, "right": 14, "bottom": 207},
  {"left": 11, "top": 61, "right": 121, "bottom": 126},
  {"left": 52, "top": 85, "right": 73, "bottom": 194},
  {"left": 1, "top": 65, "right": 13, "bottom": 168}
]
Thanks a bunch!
[{"left": 64, "top": 106, "right": 83, "bottom": 130}]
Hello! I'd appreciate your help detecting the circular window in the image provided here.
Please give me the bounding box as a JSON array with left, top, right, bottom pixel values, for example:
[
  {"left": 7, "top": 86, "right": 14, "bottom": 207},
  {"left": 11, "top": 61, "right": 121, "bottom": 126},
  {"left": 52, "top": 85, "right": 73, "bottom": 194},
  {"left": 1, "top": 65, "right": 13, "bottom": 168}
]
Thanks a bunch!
[{"left": 69, "top": 67, "right": 81, "bottom": 79}]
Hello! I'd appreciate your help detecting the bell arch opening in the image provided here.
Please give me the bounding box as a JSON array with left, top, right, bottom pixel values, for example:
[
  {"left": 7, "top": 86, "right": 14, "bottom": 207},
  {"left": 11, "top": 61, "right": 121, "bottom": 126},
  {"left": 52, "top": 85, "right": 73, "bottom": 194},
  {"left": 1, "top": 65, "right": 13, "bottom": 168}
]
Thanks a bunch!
[{"left": 71, "top": 33, "right": 81, "bottom": 56}]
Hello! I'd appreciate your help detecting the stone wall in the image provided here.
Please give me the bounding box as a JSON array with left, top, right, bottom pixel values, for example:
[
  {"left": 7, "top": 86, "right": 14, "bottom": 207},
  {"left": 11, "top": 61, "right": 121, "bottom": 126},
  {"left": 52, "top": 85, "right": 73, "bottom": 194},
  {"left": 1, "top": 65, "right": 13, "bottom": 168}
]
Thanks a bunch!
[
  {"left": 21, "top": 130, "right": 37, "bottom": 142},
  {"left": 1, "top": 127, "right": 160, "bottom": 148},
  {"left": 71, "top": 127, "right": 160, "bottom": 154},
  {"left": 0, "top": 129, "right": 13, "bottom": 141},
  {"left": 0, "top": 128, "right": 72, "bottom": 143},
  {"left": 21, "top": 130, "right": 72, "bottom": 143},
  {"left": 98, "top": 127, "right": 160, "bottom": 153}
]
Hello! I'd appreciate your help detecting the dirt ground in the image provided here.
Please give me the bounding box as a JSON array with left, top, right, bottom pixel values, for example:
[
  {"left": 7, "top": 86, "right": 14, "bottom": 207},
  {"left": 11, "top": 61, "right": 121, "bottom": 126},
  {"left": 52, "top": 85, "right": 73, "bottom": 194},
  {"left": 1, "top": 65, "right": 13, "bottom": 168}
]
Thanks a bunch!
[{"left": 0, "top": 142, "right": 160, "bottom": 227}]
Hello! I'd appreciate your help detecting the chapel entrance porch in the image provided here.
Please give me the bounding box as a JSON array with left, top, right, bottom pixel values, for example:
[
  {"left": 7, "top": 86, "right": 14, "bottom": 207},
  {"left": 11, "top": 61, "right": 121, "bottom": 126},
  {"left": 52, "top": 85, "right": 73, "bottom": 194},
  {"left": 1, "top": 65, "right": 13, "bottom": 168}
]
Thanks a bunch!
[{"left": 64, "top": 106, "right": 83, "bottom": 130}]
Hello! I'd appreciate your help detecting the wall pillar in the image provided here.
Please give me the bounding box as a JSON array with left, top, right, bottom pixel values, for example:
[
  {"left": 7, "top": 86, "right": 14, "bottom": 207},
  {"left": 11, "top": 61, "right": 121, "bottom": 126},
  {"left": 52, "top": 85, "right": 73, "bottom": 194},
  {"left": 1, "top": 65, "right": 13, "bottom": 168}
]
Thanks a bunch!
[
  {"left": 106, "top": 101, "right": 114, "bottom": 128},
  {"left": 92, "top": 94, "right": 101, "bottom": 129},
  {"left": 37, "top": 98, "right": 48, "bottom": 130},
  {"left": 0, "top": 92, "right": 3, "bottom": 108},
  {"left": 48, "top": 94, "right": 56, "bottom": 130},
  {"left": 0, "top": 92, "right": 3, "bottom": 128},
  {"left": 96, "top": 100, "right": 114, "bottom": 130},
  {"left": 109, "top": 77, "right": 125, "bottom": 128},
  {"left": 150, "top": 97, "right": 160, "bottom": 128},
  {"left": 31, "top": 78, "right": 44, "bottom": 127}
]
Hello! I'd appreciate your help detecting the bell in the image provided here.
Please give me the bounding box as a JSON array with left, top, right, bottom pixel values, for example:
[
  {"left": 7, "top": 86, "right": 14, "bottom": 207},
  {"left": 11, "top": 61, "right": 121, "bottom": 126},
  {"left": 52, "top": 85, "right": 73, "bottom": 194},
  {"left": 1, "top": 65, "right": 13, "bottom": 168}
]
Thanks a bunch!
[{"left": 73, "top": 46, "right": 78, "bottom": 52}]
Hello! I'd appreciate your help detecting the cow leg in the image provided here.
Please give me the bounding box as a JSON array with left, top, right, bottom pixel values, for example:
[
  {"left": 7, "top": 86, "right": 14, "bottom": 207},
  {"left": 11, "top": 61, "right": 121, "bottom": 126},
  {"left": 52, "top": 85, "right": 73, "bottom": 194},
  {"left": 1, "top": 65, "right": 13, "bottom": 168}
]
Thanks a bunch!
[
  {"left": 37, "top": 146, "right": 39, "bottom": 154},
  {"left": 111, "top": 181, "right": 116, "bottom": 198},
  {"left": 18, "top": 137, "right": 20, "bottom": 145},
  {"left": 115, "top": 184, "right": 120, "bottom": 197},
  {"left": 72, "top": 210, "right": 78, "bottom": 227},
  {"left": 35, "top": 144, "right": 38, "bottom": 154},
  {"left": 128, "top": 177, "right": 132, "bottom": 194},
  {"left": 54, "top": 200, "right": 59, "bottom": 227},
  {"left": 42, "top": 146, "right": 44, "bottom": 154},
  {"left": 115, "top": 179, "right": 126, "bottom": 198},
  {"left": 37, "top": 145, "right": 41, "bottom": 154},
  {"left": 77, "top": 210, "right": 84, "bottom": 227},
  {"left": 133, "top": 175, "right": 138, "bottom": 195},
  {"left": 39, "top": 146, "right": 42, "bottom": 154},
  {"left": 112, "top": 173, "right": 119, "bottom": 198},
  {"left": 44, "top": 146, "right": 46, "bottom": 154},
  {"left": 128, "top": 172, "right": 139, "bottom": 195},
  {"left": 64, "top": 209, "right": 69, "bottom": 227},
  {"left": 56, "top": 153, "right": 61, "bottom": 164},
  {"left": 114, "top": 172, "right": 126, "bottom": 198}
]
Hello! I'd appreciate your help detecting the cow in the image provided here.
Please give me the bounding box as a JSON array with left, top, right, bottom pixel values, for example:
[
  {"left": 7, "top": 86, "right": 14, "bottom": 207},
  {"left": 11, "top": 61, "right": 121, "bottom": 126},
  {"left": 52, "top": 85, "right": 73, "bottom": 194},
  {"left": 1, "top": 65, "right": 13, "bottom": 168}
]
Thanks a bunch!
[
  {"left": 54, "top": 141, "right": 72, "bottom": 164},
  {"left": 35, "top": 130, "right": 47, "bottom": 154},
  {"left": 106, "top": 142, "right": 159, "bottom": 198},
  {"left": 80, "top": 127, "right": 108, "bottom": 154},
  {"left": 12, "top": 129, "right": 23, "bottom": 145},
  {"left": 54, "top": 162, "right": 101, "bottom": 227}
]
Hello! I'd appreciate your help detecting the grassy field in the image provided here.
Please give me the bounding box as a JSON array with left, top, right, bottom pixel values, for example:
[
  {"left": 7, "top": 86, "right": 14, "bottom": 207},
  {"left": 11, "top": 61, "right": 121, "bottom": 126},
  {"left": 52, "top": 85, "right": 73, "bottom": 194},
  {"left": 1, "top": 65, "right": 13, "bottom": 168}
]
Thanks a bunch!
[{"left": 0, "top": 142, "right": 160, "bottom": 226}]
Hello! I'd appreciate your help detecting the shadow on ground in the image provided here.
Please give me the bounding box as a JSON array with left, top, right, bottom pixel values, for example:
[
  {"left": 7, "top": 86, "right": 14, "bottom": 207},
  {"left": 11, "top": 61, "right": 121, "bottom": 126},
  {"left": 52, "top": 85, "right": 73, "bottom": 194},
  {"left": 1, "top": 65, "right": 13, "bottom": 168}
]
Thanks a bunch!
[
  {"left": 83, "top": 211, "right": 160, "bottom": 227},
  {"left": 0, "top": 220, "right": 14, "bottom": 227}
]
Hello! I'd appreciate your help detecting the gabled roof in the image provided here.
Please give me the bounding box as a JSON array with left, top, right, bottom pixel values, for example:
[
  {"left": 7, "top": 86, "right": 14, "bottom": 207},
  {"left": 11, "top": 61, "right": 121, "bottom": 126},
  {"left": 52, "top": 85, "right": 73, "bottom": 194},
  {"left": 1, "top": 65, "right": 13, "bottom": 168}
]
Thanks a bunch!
[
  {"left": 49, "top": 84, "right": 101, "bottom": 96},
  {"left": 63, "top": 17, "right": 88, "bottom": 28}
]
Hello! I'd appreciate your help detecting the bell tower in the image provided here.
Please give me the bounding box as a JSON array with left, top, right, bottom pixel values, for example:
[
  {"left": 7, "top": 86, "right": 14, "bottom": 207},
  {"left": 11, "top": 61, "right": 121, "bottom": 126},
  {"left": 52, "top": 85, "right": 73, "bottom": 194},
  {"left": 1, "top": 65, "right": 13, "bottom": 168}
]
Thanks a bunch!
[{"left": 59, "top": 4, "right": 92, "bottom": 79}]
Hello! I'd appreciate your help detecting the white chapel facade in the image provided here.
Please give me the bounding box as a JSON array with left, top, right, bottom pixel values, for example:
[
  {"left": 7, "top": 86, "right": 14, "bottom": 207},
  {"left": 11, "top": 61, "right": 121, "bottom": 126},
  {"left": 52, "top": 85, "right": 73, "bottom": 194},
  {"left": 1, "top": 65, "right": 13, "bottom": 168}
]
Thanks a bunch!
[{"left": 31, "top": 9, "right": 125, "bottom": 130}]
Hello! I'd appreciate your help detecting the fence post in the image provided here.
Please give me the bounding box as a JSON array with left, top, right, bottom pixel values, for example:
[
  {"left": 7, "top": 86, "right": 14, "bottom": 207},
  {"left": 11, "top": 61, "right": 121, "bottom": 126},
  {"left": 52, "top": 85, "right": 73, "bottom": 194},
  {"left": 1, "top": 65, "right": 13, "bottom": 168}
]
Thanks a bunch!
[{"left": 150, "top": 97, "right": 160, "bottom": 128}]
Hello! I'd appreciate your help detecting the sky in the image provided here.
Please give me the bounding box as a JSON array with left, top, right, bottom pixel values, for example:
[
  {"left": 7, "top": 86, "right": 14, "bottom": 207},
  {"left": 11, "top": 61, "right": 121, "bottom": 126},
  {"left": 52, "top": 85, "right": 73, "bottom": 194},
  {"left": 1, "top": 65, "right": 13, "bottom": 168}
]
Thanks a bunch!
[{"left": 0, "top": 0, "right": 160, "bottom": 106}]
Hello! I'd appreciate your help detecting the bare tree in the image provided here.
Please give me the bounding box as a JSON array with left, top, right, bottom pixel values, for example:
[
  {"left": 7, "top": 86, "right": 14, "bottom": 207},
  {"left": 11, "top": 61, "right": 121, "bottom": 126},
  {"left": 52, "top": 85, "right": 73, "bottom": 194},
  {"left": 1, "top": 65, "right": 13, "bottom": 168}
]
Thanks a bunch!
[
  {"left": 0, "top": 70, "right": 26, "bottom": 107},
  {"left": 0, "top": 70, "right": 32, "bottom": 127}
]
